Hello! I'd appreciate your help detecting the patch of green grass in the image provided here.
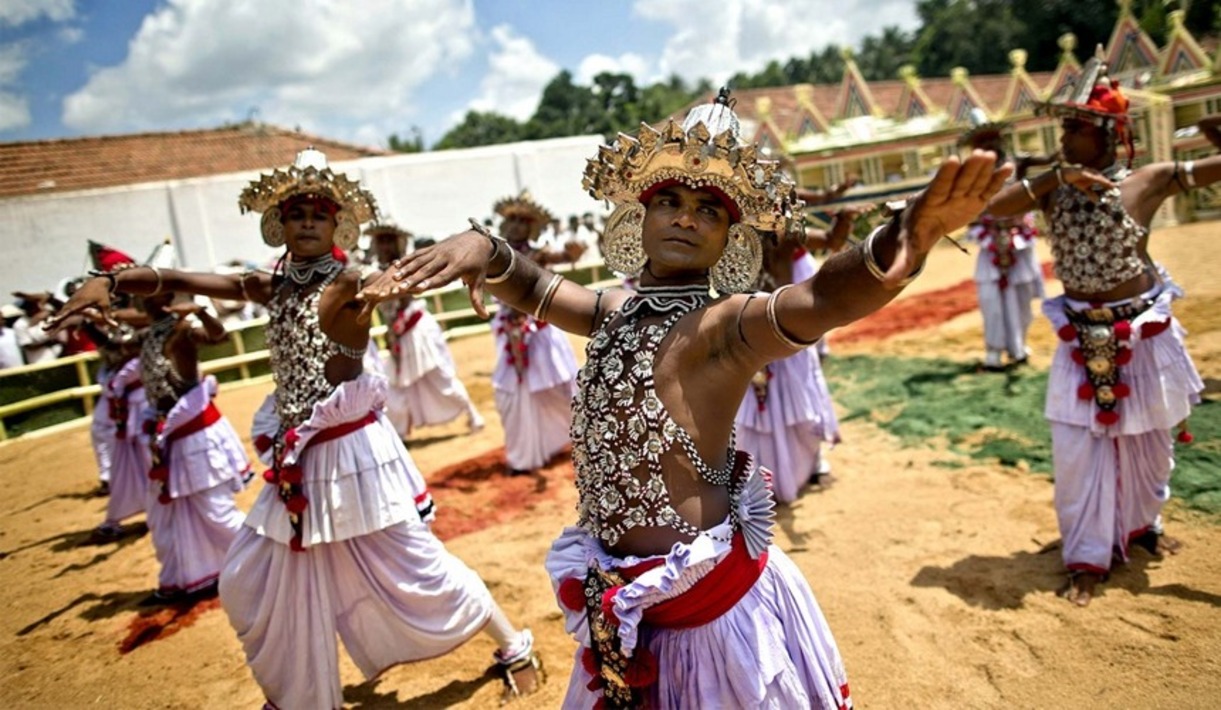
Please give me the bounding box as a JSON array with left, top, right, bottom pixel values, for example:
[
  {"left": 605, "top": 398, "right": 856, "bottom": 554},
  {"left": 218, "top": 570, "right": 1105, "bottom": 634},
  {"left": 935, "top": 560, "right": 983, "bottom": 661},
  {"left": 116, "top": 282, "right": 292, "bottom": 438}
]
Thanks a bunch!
[{"left": 824, "top": 354, "right": 1221, "bottom": 516}]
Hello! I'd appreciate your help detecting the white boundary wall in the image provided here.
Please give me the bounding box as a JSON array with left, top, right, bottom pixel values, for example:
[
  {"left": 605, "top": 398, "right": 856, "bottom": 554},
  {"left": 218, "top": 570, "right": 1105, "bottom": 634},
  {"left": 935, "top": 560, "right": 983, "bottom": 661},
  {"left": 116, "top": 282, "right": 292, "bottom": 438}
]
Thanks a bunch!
[{"left": 1, "top": 134, "right": 607, "bottom": 292}]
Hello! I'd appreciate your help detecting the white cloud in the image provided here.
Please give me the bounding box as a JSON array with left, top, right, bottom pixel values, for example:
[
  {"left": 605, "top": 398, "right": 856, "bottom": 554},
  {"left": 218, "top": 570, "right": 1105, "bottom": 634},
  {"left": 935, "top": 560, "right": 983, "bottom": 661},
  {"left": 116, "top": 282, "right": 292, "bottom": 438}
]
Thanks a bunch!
[
  {"left": 57, "top": 25, "right": 83, "bottom": 44},
  {"left": 575, "top": 52, "right": 651, "bottom": 86},
  {"left": 0, "top": 44, "right": 30, "bottom": 131},
  {"left": 62, "top": 0, "right": 476, "bottom": 145},
  {"left": 466, "top": 24, "right": 558, "bottom": 121},
  {"left": 0, "top": 91, "right": 31, "bottom": 131},
  {"left": 0, "top": 0, "right": 75, "bottom": 27},
  {"left": 635, "top": 0, "right": 920, "bottom": 85}
]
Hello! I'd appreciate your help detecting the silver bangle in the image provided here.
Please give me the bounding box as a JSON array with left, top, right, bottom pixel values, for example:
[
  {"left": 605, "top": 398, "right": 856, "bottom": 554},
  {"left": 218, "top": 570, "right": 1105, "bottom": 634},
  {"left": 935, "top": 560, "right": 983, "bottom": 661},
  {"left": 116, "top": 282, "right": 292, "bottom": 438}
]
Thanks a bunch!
[
  {"left": 862, "top": 225, "right": 923, "bottom": 288},
  {"left": 533, "top": 273, "right": 563, "bottom": 321},
  {"left": 486, "top": 247, "right": 517, "bottom": 284},
  {"left": 1020, "top": 178, "right": 1038, "bottom": 204},
  {"left": 470, "top": 217, "right": 516, "bottom": 284},
  {"left": 1184, "top": 160, "right": 1197, "bottom": 188},
  {"left": 147, "top": 265, "right": 164, "bottom": 296},
  {"left": 766, "top": 284, "right": 815, "bottom": 349}
]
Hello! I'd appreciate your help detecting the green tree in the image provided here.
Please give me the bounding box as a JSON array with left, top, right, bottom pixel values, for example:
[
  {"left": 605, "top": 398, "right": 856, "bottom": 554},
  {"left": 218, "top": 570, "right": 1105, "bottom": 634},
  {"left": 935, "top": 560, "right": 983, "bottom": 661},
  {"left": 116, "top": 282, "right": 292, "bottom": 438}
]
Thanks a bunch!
[
  {"left": 524, "top": 70, "right": 601, "bottom": 139},
  {"left": 387, "top": 126, "right": 425, "bottom": 153},
  {"left": 434, "top": 111, "right": 524, "bottom": 150},
  {"left": 857, "top": 26, "right": 916, "bottom": 81}
]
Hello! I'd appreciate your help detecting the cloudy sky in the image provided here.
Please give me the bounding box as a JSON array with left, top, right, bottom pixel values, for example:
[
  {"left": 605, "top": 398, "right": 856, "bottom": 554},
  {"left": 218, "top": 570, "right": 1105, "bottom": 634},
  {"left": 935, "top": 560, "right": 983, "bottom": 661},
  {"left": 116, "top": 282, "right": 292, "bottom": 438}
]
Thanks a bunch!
[{"left": 1, "top": 0, "right": 920, "bottom": 149}]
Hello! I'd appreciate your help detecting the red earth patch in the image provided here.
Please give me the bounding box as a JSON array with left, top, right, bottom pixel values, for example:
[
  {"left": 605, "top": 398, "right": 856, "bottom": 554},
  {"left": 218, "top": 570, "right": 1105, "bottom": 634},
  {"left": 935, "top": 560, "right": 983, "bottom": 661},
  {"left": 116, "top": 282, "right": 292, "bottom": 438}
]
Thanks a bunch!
[{"left": 120, "top": 597, "right": 222, "bottom": 655}]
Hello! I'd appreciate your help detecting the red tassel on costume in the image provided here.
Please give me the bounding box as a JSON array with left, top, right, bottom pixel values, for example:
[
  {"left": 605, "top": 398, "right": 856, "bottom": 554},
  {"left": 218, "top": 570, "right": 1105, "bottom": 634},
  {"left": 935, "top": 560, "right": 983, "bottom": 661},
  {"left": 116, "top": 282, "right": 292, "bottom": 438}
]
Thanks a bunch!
[
  {"left": 158, "top": 491, "right": 172, "bottom": 505},
  {"left": 290, "top": 536, "right": 305, "bottom": 552},
  {"left": 601, "top": 587, "right": 621, "bottom": 626},
  {"left": 254, "top": 434, "right": 273, "bottom": 453},
  {"left": 148, "top": 465, "right": 169, "bottom": 482},
  {"left": 558, "top": 577, "right": 586, "bottom": 612},
  {"left": 283, "top": 428, "right": 300, "bottom": 449},
  {"left": 1058, "top": 325, "right": 1078, "bottom": 342},
  {"left": 1115, "top": 349, "right": 1132, "bottom": 365},
  {"left": 585, "top": 675, "right": 603, "bottom": 692},
  {"left": 1113, "top": 320, "right": 1131, "bottom": 342},
  {"left": 581, "top": 647, "right": 598, "bottom": 676},
  {"left": 286, "top": 494, "right": 309, "bottom": 515},
  {"left": 1096, "top": 410, "right": 1120, "bottom": 426},
  {"left": 330, "top": 246, "right": 348, "bottom": 263},
  {"left": 1071, "top": 348, "right": 1085, "bottom": 365},
  {"left": 1077, "top": 383, "right": 1095, "bottom": 400},
  {"left": 1112, "top": 383, "right": 1131, "bottom": 398},
  {"left": 1177, "top": 429, "right": 1194, "bottom": 444},
  {"left": 624, "top": 648, "right": 659, "bottom": 688},
  {"left": 280, "top": 465, "right": 303, "bottom": 485},
  {"left": 262, "top": 469, "right": 279, "bottom": 484}
]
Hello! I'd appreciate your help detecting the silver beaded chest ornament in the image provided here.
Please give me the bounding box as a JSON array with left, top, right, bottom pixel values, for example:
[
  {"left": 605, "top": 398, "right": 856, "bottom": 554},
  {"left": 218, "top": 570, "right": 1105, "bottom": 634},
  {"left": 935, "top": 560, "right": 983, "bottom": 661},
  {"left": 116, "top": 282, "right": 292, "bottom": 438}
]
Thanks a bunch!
[
  {"left": 583, "top": 87, "right": 804, "bottom": 295},
  {"left": 1047, "top": 164, "right": 1145, "bottom": 295},
  {"left": 573, "top": 287, "right": 775, "bottom": 556}
]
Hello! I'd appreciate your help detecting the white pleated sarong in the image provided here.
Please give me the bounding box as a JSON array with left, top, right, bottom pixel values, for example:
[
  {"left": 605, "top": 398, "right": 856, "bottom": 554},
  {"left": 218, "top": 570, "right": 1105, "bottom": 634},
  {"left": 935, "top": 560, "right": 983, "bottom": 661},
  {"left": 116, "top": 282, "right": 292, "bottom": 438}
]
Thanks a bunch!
[
  {"left": 1042, "top": 282, "right": 1202, "bottom": 572},
  {"left": 382, "top": 303, "right": 479, "bottom": 435},
  {"left": 492, "top": 315, "right": 577, "bottom": 470},
  {"left": 736, "top": 349, "right": 840, "bottom": 503},
  {"left": 546, "top": 523, "right": 852, "bottom": 709},
  {"left": 221, "top": 373, "right": 496, "bottom": 710},
  {"left": 91, "top": 368, "right": 116, "bottom": 484},
  {"left": 146, "top": 376, "right": 249, "bottom": 592},
  {"left": 102, "top": 358, "right": 149, "bottom": 524}
]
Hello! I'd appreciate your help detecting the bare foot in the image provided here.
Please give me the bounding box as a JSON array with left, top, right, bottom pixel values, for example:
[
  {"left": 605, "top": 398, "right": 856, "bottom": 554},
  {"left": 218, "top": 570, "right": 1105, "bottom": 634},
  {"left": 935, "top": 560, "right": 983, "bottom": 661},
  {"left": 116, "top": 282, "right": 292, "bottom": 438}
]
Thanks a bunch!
[
  {"left": 1155, "top": 535, "right": 1183, "bottom": 556},
  {"left": 1132, "top": 530, "right": 1184, "bottom": 557},
  {"left": 1058, "top": 572, "right": 1103, "bottom": 607}
]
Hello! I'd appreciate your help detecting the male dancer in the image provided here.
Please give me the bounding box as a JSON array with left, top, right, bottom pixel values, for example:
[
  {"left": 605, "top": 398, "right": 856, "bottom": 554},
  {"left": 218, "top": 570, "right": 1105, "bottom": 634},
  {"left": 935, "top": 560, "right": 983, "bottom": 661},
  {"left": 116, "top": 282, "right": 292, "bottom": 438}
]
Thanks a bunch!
[
  {"left": 959, "top": 109, "right": 1049, "bottom": 370},
  {"left": 362, "top": 89, "right": 1013, "bottom": 708},
  {"left": 984, "top": 55, "right": 1216, "bottom": 606},
  {"left": 367, "top": 223, "right": 484, "bottom": 436},
  {"left": 49, "top": 148, "right": 541, "bottom": 708},
  {"left": 489, "top": 190, "right": 579, "bottom": 474}
]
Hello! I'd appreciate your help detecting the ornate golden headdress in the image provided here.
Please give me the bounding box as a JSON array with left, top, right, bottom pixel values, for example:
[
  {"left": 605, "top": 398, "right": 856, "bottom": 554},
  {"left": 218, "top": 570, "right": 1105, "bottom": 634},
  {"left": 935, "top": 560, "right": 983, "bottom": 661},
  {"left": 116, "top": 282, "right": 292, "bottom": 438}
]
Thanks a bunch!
[
  {"left": 238, "top": 147, "right": 377, "bottom": 250},
  {"left": 582, "top": 87, "right": 801, "bottom": 234},
  {"left": 581, "top": 88, "right": 801, "bottom": 293},
  {"left": 492, "top": 189, "right": 555, "bottom": 225},
  {"left": 364, "top": 221, "right": 413, "bottom": 256}
]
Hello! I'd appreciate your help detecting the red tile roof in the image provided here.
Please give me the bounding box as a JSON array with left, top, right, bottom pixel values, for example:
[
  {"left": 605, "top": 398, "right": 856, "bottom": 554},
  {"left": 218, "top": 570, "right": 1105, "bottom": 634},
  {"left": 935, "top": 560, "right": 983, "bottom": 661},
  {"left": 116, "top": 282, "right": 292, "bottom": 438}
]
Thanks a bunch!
[{"left": 0, "top": 122, "right": 390, "bottom": 199}]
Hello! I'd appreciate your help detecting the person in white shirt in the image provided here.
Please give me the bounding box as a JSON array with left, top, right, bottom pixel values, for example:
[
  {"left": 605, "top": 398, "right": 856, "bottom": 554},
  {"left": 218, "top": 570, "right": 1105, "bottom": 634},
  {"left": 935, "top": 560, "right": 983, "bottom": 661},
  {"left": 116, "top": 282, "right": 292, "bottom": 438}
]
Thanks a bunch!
[{"left": 0, "top": 305, "right": 24, "bottom": 369}]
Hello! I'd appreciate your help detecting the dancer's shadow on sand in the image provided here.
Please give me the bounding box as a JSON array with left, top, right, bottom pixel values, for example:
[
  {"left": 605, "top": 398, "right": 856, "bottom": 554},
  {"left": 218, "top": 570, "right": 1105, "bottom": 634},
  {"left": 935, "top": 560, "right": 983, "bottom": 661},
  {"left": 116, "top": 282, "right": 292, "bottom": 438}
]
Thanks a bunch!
[
  {"left": 2, "top": 487, "right": 107, "bottom": 517},
  {"left": 911, "top": 542, "right": 1221, "bottom": 610},
  {"left": 16, "top": 588, "right": 155, "bottom": 636},
  {"left": 0, "top": 521, "right": 147, "bottom": 564},
  {"left": 345, "top": 666, "right": 496, "bottom": 708}
]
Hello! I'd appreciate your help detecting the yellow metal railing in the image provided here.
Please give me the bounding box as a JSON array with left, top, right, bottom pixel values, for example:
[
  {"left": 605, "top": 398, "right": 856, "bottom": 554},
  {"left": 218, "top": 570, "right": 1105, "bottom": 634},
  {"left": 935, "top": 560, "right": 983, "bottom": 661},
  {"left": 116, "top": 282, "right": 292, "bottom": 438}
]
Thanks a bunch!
[{"left": 0, "top": 260, "right": 614, "bottom": 441}]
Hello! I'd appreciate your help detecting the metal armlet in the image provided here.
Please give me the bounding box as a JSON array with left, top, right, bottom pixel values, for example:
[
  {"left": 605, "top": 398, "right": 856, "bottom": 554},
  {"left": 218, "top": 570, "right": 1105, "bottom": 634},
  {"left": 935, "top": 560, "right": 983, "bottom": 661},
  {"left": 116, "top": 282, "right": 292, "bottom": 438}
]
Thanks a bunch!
[
  {"left": 533, "top": 273, "right": 564, "bottom": 321},
  {"left": 144, "top": 265, "right": 164, "bottom": 296},
  {"left": 861, "top": 225, "right": 923, "bottom": 288},
  {"left": 87, "top": 270, "right": 119, "bottom": 296},
  {"left": 469, "top": 217, "right": 517, "bottom": 284},
  {"left": 766, "top": 283, "right": 817, "bottom": 350},
  {"left": 1020, "top": 178, "right": 1038, "bottom": 205}
]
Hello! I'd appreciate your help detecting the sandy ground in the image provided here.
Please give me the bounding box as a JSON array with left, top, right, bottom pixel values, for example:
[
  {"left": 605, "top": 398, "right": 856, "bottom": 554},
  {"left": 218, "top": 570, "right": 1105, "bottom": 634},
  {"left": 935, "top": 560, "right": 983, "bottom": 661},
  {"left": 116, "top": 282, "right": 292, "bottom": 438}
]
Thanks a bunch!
[{"left": 2, "top": 221, "right": 1221, "bottom": 709}]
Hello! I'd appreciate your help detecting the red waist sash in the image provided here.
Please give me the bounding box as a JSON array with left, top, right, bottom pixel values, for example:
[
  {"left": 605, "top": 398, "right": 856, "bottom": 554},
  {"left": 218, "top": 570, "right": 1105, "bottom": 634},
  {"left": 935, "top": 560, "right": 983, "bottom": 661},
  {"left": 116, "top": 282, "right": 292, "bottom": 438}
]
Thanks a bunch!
[
  {"left": 266, "top": 411, "right": 379, "bottom": 552},
  {"left": 627, "top": 532, "right": 768, "bottom": 629},
  {"left": 304, "top": 411, "right": 378, "bottom": 450},
  {"left": 165, "top": 402, "right": 221, "bottom": 444}
]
